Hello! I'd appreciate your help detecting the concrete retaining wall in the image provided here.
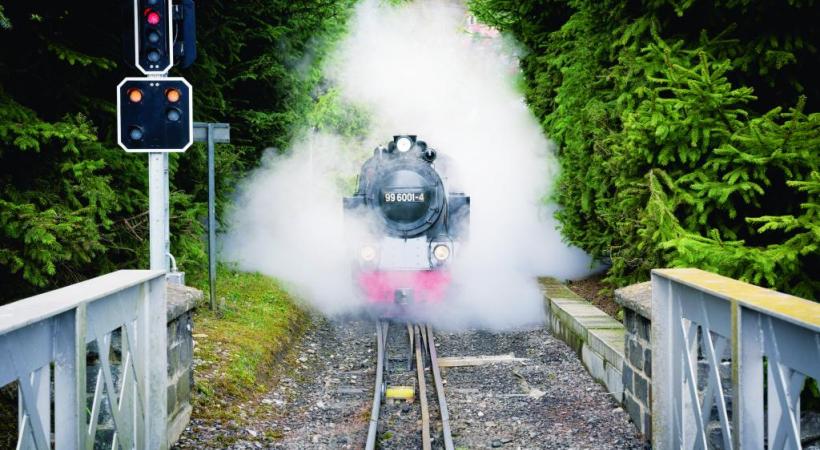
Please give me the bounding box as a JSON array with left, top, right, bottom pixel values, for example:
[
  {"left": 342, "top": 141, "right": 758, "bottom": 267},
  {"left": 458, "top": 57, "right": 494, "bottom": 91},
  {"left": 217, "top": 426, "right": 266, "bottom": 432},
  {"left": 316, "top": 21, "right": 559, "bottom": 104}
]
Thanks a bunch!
[{"left": 539, "top": 279, "right": 625, "bottom": 402}]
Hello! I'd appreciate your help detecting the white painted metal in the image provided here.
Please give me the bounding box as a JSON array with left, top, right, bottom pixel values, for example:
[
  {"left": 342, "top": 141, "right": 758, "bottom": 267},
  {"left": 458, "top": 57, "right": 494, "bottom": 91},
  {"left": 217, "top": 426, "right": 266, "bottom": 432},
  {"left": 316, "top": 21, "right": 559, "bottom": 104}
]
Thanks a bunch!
[
  {"left": 651, "top": 275, "right": 675, "bottom": 449},
  {"left": 652, "top": 270, "right": 820, "bottom": 450},
  {"left": 0, "top": 270, "right": 167, "bottom": 450},
  {"left": 149, "top": 153, "right": 170, "bottom": 271},
  {"left": 378, "top": 236, "right": 430, "bottom": 270}
]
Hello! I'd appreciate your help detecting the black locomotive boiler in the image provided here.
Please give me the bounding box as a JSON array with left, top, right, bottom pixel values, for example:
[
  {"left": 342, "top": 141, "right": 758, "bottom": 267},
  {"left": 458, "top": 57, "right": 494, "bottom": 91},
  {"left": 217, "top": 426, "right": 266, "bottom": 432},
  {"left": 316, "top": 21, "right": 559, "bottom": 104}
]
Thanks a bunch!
[{"left": 343, "top": 135, "right": 470, "bottom": 316}]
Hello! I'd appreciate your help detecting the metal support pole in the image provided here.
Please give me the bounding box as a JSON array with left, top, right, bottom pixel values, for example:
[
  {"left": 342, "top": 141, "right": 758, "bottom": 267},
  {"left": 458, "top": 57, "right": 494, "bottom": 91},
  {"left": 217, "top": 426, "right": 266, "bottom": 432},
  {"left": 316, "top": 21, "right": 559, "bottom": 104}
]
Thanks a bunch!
[
  {"left": 148, "top": 152, "right": 170, "bottom": 271},
  {"left": 194, "top": 122, "right": 230, "bottom": 311},
  {"left": 207, "top": 124, "right": 217, "bottom": 310}
]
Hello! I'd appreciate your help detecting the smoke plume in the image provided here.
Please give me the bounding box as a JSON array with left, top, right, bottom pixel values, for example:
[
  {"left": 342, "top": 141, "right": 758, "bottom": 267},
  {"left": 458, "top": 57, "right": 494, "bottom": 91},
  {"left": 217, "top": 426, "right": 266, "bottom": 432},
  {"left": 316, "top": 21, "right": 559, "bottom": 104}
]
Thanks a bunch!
[{"left": 222, "top": 0, "right": 596, "bottom": 329}]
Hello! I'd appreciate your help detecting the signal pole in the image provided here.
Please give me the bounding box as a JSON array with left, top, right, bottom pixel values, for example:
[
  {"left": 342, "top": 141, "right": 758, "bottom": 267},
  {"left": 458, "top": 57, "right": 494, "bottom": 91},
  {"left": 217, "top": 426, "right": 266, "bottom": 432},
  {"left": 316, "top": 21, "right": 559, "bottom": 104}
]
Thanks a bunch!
[
  {"left": 148, "top": 152, "right": 170, "bottom": 270},
  {"left": 193, "top": 122, "right": 231, "bottom": 309}
]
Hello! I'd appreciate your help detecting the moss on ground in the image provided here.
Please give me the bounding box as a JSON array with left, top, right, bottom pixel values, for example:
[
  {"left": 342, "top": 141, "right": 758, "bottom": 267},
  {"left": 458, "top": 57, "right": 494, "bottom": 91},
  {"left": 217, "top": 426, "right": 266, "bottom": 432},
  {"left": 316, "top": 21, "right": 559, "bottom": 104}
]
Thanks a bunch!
[{"left": 188, "top": 268, "right": 311, "bottom": 421}]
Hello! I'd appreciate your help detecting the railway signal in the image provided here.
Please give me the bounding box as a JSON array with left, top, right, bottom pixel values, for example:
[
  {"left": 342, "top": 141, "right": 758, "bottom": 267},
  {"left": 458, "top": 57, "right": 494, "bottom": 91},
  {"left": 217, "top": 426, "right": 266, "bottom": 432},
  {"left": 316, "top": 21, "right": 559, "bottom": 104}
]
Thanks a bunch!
[
  {"left": 116, "top": 77, "right": 193, "bottom": 152},
  {"left": 125, "top": 0, "right": 174, "bottom": 75},
  {"left": 117, "top": 0, "right": 201, "bottom": 273}
]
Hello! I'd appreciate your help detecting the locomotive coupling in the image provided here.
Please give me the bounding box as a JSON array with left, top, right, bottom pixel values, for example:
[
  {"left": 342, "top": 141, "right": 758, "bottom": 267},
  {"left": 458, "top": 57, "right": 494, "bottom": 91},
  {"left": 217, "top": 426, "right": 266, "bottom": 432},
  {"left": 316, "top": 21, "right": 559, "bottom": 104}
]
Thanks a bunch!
[{"left": 395, "top": 288, "right": 413, "bottom": 306}]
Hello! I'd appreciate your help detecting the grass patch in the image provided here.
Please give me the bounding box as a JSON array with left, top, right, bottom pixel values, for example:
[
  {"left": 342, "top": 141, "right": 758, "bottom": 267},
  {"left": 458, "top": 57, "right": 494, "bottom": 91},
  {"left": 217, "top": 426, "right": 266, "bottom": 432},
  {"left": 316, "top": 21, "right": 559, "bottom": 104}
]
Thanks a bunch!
[{"left": 187, "top": 267, "right": 311, "bottom": 421}]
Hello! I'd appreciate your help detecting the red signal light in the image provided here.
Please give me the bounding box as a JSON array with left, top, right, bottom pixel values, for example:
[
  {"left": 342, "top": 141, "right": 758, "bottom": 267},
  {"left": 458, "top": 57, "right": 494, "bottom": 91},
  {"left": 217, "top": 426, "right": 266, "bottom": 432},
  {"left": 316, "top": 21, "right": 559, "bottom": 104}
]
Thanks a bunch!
[{"left": 146, "top": 10, "right": 161, "bottom": 25}]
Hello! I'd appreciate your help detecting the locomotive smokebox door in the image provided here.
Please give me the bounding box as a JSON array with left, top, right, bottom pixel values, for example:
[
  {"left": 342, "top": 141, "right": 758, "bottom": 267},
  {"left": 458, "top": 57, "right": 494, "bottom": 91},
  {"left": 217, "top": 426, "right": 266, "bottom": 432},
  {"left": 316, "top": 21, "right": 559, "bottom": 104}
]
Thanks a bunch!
[{"left": 395, "top": 288, "right": 413, "bottom": 306}]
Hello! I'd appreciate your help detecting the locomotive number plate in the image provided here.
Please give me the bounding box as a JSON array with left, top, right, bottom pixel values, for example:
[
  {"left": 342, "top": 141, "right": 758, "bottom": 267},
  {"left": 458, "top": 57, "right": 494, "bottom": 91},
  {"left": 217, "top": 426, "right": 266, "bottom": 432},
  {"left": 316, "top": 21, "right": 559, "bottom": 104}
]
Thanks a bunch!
[{"left": 384, "top": 192, "right": 425, "bottom": 203}]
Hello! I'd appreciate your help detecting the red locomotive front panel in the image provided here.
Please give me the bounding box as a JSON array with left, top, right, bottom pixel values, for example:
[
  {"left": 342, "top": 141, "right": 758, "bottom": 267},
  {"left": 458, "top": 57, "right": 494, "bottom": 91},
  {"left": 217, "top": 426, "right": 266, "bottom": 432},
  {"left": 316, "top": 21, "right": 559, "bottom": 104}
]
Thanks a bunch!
[{"left": 357, "top": 270, "right": 452, "bottom": 305}]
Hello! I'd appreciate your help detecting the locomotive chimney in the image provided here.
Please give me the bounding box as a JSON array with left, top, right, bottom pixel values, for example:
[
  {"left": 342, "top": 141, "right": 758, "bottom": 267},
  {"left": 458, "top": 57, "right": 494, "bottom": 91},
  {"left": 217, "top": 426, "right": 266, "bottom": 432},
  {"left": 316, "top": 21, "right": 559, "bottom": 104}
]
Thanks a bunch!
[{"left": 423, "top": 148, "right": 437, "bottom": 162}]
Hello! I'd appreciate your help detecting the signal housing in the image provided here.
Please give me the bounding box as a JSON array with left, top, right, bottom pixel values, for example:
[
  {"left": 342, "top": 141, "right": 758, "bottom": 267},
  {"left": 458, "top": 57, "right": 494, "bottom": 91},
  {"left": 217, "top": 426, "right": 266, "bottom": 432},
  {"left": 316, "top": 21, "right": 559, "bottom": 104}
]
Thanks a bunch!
[
  {"left": 117, "top": 77, "right": 193, "bottom": 152},
  {"left": 133, "top": 0, "right": 174, "bottom": 75}
]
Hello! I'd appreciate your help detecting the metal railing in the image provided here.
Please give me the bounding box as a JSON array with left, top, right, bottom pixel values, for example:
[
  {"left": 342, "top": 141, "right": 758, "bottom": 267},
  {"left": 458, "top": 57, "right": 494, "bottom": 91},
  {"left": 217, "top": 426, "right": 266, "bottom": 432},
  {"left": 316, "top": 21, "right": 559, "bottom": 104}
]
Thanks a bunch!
[
  {"left": 652, "top": 268, "right": 820, "bottom": 449},
  {"left": 0, "top": 270, "right": 167, "bottom": 450}
]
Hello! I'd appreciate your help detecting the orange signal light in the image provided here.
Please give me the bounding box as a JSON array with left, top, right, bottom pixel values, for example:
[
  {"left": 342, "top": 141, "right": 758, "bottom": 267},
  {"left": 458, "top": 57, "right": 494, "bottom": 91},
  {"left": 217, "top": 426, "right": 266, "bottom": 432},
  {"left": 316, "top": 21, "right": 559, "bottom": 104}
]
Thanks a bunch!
[
  {"left": 165, "top": 88, "right": 181, "bottom": 103},
  {"left": 128, "top": 88, "right": 143, "bottom": 103}
]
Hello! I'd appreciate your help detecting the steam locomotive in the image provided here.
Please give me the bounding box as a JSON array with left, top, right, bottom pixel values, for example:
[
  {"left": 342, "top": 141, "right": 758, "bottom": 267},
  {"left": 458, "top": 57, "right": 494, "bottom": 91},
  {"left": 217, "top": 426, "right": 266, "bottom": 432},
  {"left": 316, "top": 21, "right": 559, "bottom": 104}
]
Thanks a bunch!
[{"left": 344, "top": 135, "right": 470, "bottom": 317}]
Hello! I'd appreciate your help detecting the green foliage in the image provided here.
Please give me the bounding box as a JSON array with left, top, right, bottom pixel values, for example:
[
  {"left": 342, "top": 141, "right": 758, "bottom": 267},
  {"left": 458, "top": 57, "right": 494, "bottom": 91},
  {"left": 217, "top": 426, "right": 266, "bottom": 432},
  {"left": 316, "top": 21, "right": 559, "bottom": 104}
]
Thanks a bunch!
[
  {"left": 0, "top": 6, "right": 9, "bottom": 30},
  {"left": 0, "top": 1, "right": 356, "bottom": 302},
  {"left": 0, "top": 87, "right": 125, "bottom": 293},
  {"left": 470, "top": 0, "right": 819, "bottom": 298},
  {"left": 188, "top": 268, "right": 309, "bottom": 421},
  {"left": 308, "top": 88, "right": 370, "bottom": 137}
]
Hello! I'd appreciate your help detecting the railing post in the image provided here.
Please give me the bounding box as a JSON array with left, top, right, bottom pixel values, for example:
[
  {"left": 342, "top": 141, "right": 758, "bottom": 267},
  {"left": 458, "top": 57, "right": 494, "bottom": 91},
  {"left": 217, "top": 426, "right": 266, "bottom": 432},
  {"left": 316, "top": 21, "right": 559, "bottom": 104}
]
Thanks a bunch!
[
  {"left": 733, "top": 305, "right": 763, "bottom": 449},
  {"left": 142, "top": 275, "right": 168, "bottom": 449},
  {"left": 681, "top": 305, "right": 700, "bottom": 450},
  {"left": 651, "top": 273, "right": 674, "bottom": 449},
  {"left": 54, "top": 307, "right": 85, "bottom": 449}
]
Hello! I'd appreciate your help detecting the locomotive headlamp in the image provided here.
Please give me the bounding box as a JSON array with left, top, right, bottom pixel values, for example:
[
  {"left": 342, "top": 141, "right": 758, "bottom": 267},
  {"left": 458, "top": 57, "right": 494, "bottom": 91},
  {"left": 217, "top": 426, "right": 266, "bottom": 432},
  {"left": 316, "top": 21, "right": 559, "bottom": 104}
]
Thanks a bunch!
[
  {"left": 396, "top": 137, "right": 413, "bottom": 153},
  {"left": 360, "top": 245, "right": 377, "bottom": 262},
  {"left": 433, "top": 244, "right": 451, "bottom": 261}
]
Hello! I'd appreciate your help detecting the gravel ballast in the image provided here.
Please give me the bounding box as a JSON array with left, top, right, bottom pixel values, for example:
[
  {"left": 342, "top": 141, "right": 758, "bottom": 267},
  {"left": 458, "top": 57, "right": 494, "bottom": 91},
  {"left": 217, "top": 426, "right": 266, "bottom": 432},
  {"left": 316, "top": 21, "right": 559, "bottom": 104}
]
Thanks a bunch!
[{"left": 174, "top": 316, "right": 645, "bottom": 449}]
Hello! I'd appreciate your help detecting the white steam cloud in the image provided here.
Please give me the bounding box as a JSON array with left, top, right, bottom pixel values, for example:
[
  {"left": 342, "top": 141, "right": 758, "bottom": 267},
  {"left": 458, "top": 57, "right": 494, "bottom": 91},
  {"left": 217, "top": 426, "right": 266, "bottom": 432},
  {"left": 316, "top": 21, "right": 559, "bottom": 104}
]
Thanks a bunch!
[{"left": 222, "top": 0, "right": 596, "bottom": 329}]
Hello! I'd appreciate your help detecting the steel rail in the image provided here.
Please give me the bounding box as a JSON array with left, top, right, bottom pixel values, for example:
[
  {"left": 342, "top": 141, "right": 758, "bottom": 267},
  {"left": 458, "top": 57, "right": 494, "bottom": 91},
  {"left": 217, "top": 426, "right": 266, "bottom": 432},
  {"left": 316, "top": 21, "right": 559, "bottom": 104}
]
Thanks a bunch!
[
  {"left": 415, "top": 325, "right": 432, "bottom": 450},
  {"left": 365, "top": 321, "right": 455, "bottom": 449},
  {"left": 427, "top": 324, "right": 455, "bottom": 450},
  {"left": 365, "top": 321, "right": 386, "bottom": 450}
]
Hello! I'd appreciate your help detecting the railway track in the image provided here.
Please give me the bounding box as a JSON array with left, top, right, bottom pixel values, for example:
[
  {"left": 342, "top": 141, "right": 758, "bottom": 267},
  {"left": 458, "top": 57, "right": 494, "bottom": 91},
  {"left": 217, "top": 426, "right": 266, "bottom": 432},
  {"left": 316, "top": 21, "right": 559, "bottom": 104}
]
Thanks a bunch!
[{"left": 366, "top": 321, "right": 454, "bottom": 450}]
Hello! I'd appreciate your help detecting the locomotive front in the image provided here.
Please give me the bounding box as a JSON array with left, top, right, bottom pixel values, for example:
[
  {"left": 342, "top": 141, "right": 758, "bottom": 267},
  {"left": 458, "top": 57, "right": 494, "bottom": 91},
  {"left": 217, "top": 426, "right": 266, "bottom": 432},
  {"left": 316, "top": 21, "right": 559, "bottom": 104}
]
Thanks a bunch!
[{"left": 343, "top": 135, "right": 470, "bottom": 317}]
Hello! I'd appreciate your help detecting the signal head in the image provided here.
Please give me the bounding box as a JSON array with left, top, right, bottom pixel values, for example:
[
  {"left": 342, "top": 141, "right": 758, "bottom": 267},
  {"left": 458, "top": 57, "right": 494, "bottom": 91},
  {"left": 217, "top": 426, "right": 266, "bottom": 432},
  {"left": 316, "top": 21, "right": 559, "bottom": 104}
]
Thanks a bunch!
[
  {"left": 117, "top": 77, "right": 193, "bottom": 152},
  {"left": 132, "top": 0, "right": 172, "bottom": 74}
]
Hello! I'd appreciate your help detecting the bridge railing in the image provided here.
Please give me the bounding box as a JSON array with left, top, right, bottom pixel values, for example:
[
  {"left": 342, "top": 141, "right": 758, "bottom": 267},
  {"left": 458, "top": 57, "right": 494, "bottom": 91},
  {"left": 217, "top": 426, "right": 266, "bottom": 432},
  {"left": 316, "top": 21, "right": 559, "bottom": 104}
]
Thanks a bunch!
[
  {"left": 0, "top": 270, "right": 167, "bottom": 450},
  {"left": 652, "top": 268, "right": 820, "bottom": 449}
]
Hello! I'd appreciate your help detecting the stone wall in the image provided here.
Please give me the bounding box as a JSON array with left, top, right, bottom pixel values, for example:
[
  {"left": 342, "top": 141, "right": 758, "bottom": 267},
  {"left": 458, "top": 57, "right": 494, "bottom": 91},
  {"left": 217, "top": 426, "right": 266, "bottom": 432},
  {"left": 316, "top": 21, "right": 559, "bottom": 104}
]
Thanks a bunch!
[
  {"left": 165, "top": 283, "right": 200, "bottom": 447},
  {"left": 614, "top": 282, "right": 652, "bottom": 440},
  {"left": 539, "top": 278, "right": 625, "bottom": 402}
]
